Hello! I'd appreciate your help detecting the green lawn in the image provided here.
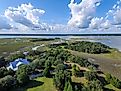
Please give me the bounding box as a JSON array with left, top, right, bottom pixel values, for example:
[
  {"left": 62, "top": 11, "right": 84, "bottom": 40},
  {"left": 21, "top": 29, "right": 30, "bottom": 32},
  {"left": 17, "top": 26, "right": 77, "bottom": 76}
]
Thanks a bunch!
[
  {"left": 27, "top": 77, "right": 56, "bottom": 91},
  {"left": 11, "top": 77, "right": 56, "bottom": 91}
]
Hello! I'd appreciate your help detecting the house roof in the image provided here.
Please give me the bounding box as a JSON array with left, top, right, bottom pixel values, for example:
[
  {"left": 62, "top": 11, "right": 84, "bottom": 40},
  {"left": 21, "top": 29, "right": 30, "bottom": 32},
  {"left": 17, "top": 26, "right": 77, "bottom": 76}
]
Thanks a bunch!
[{"left": 8, "top": 58, "right": 29, "bottom": 71}]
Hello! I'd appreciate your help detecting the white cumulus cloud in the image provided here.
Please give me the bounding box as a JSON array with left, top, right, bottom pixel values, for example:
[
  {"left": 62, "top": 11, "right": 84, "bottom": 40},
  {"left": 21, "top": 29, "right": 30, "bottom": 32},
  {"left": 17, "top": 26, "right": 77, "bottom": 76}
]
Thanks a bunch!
[
  {"left": 68, "top": 0, "right": 101, "bottom": 28},
  {"left": 4, "top": 3, "right": 45, "bottom": 28},
  {"left": 89, "top": 17, "right": 111, "bottom": 29},
  {"left": 1, "top": 0, "right": 121, "bottom": 34}
]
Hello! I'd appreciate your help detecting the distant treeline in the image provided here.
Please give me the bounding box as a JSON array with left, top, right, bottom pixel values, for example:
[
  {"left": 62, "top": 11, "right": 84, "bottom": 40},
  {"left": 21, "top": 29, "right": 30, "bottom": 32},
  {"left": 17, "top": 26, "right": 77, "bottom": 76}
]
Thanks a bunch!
[{"left": 30, "top": 38, "right": 60, "bottom": 42}]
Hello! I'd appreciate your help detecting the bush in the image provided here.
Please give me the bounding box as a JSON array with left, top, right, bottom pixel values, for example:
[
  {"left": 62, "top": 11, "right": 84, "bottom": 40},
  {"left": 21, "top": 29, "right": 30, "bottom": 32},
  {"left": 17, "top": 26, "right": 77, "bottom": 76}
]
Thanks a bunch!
[
  {"left": 82, "top": 80, "right": 103, "bottom": 91},
  {"left": 0, "top": 57, "right": 6, "bottom": 67},
  {"left": 0, "top": 75, "right": 15, "bottom": 91},
  {"left": 72, "top": 65, "right": 80, "bottom": 77},
  {"left": 84, "top": 71, "right": 97, "bottom": 81},
  {"left": 16, "top": 65, "right": 30, "bottom": 85},
  {"left": 43, "top": 68, "right": 50, "bottom": 77},
  {"left": 105, "top": 73, "right": 121, "bottom": 88},
  {"left": 0, "top": 67, "right": 14, "bottom": 78},
  {"left": 64, "top": 81, "right": 73, "bottom": 91}
]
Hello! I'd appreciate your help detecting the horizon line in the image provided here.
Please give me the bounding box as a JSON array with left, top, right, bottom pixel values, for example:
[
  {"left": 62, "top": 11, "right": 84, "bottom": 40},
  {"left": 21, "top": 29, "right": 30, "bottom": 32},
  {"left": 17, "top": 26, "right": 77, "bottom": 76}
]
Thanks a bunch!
[{"left": 0, "top": 33, "right": 121, "bottom": 36}]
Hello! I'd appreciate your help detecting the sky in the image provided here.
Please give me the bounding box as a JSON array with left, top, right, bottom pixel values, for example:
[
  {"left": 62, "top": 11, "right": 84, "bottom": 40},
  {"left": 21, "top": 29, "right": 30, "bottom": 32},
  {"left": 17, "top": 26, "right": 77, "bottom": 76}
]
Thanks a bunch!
[{"left": 0, "top": 0, "right": 121, "bottom": 34}]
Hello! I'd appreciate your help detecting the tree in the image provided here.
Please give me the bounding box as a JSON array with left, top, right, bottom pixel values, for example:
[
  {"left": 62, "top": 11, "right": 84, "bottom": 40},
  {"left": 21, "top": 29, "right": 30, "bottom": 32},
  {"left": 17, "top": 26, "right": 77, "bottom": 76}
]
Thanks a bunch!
[
  {"left": 55, "top": 64, "right": 65, "bottom": 72},
  {"left": 43, "top": 67, "right": 50, "bottom": 77},
  {"left": 84, "top": 71, "right": 97, "bottom": 81},
  {"left": 16, "top": 72, "right": 29, "bottom": 85},
  {"left": 65, "top": 41, "right": 110, "bottom": 54},
  {"left": 67, "top": 81, "right": 73, "bottom": 91},
  {"left": 45, "top": 60, "right": 52, "bottom": 69},
  {"left": 72, "top": 65, "right": 80, "bottom": 77},
  {"left": 0, "top": 57, "right": 6, "bottom": 67},
  {"left": 16, "top": 65, "right": 30, "bottom": 85},
  {"left": 64, "top": 81, "right": 68, "bottom": 91},
  {"left": 0, "top": 75, "right": 15, "bottom": 91},
  {"left": 64, "top": 81, "right": 73, "bottom": 91},
  {"left": 105, "top": 73, "right": 112, "bottom": 84},
  {"left": 31, "top": 58, "right": 45, "bottom": 69},
  {"left": 53, "top": 67, "right": 71, "bottom": 91},
  {"left": 105, "top": 73, "right": 121, "bottom": 88},
  {"left": 72, "top": 65, "right": 76, "bottom": 76},
  {"left": 0, "top": 67, "right": 14, "bottom": 78},
  {"left": 54, "top": 59, "right": 63, "bottom": 66},
  {"left": 111, "top": 77, "right": 121, "bottom": 88},
  {"left": 82, "top": 80, "right": 103, "bottom": 91},
  {"left": 42, "top": 60, "right": 52, "bottom": 77}
]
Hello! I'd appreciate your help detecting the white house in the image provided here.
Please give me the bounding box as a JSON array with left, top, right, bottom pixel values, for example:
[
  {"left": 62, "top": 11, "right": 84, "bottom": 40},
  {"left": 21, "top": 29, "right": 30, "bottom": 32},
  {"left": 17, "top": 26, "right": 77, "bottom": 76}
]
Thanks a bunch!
[{"left": 7, "top": 58, "right": 29, "bottom": 71}]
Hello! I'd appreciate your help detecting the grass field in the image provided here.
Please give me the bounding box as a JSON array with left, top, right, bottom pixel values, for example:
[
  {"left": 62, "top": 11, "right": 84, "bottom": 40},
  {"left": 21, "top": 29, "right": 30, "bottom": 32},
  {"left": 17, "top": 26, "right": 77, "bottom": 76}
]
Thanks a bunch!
[
  {"left": 27, "top": 77, "right": 56, "bottom": 91},
  {"left": 0, "top": 38, "right": 33, "bottom": 56},
  {"left": 0, "top": 38, "right": 60, "bottom": 56},
  {"left": 11, "top": 77, "right": 56, "bottom": 91}
]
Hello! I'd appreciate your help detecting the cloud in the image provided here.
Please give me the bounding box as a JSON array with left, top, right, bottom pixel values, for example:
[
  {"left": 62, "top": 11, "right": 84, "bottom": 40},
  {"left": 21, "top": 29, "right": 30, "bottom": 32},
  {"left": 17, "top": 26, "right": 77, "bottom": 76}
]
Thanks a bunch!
[
  {"left": 3, "top": 3, "right": 65, "bottom": 33},
  {"left": 113, "top": 8, "right": 121, "bottom": 25},
  {"left": 89, "top": 17, "right": 111, "bottom": 29},
  {"left": 106, "top": 0, "right": 121, "bottom": 25},
  {"left": 0, "top": 16, "right": 12, "bottom": 29},
  {"left": 68, "top": 0, "right": 101, "bottom": 28},
  {"left": 4, "top": 3, "right": 45, "bottom": 28},
  {"left": 67, "top": 0, "right": 121, "bottom": 33},
  {"left": 0, "top": 1, "right": 121, "bottom": 34}
]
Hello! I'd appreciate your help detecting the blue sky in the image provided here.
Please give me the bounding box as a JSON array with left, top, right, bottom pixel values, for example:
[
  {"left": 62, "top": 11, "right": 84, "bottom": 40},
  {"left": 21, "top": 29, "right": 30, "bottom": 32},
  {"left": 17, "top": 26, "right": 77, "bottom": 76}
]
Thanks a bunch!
[
  {"left": 0, "top": 0, "right": 117, "bottom": 24},
  {"left": 0, "top": 0, "right": 121, "bottom": 33},
  {"left": 0, "top": 0, "right": 71, "bottom": 24}
]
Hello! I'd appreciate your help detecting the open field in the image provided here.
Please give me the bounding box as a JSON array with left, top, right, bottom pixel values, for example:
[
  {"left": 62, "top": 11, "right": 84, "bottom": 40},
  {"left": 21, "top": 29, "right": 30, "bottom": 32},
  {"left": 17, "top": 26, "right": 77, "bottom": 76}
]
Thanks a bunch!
[
  {"left": 0, "top": 38, "right": 60, "bottom": 56},
  {"left": 27, "top": 77, "right": 56, "bottom": 91},
  {"left": 11, "top": 77, "right": 56, "bottom": 91},
  {"left": 0, "top": 38, "right": 33, "bottom": 56}
]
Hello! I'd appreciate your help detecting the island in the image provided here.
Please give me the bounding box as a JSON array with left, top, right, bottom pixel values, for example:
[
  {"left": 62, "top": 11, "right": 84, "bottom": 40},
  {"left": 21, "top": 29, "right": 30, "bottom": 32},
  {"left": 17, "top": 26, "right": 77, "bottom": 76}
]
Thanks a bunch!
[{"left": 0, "top": 38, "right": 121, "bottom": 91}]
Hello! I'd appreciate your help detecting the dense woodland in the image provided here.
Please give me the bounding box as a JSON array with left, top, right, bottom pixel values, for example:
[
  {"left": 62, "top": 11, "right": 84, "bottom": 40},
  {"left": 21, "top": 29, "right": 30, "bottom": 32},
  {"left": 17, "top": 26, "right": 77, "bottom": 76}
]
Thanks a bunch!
[
  {"left": 0, "top": 40, "right": 121, "bottom": 91},
  {"left": 49, "top": 41, "right": 111, "bottom": 54}
]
